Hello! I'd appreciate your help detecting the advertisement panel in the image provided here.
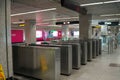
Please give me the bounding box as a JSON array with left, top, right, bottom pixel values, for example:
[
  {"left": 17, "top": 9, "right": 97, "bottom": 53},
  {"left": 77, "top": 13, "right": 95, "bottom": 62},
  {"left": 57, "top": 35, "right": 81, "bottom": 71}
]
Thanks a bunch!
[{"left": 11, "top": 30, "right": 24, "bottom": 43}]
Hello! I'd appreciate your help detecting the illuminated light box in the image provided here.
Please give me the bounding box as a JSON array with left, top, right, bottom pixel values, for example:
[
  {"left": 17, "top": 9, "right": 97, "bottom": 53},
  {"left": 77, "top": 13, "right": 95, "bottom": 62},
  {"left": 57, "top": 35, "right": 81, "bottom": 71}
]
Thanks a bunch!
[
  {"left": 73, "top": 31, "right": 79, "bottom": 38},
  {"left": 36, "top": 30, "right": 45, "bottom": 41},
  {"left": 58, "top": 30, "right": 62, "bottom": 38},
  {"left": 11, "top": 30, "right": 24, "bottom": 43},
  {"left": 53, "top": 31, "right": 58, "bottom": 37},
  {"left": 74, "top": 31, "right": 79, "bottom": 36},
  {"left": 36, "top": 31, "right": 42, "bottom": 38}
]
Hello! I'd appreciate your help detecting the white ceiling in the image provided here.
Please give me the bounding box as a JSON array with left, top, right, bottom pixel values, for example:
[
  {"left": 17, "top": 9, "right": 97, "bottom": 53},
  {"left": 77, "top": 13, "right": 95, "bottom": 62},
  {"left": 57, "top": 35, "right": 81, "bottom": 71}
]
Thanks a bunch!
[
  {"left": 11, "top": 0, "right": 79, "bottom": 23},
  {"left": 11, "top": 0, "right": 120, "bottom": 24},
  {"left": 76, "top": 0, "right": 120, "bottom": 20}
]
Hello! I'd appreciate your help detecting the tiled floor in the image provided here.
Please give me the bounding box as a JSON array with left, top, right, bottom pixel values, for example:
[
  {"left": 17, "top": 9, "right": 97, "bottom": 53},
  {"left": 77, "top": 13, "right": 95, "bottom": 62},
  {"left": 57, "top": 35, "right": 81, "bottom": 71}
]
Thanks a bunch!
[{"left": 61, "top": 47, "right": 120, "bottom": 80}]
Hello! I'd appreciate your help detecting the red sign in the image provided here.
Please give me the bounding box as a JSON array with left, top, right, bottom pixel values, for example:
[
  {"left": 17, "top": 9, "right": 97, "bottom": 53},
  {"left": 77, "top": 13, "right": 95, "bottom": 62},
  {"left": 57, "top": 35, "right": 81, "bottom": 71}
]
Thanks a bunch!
[{"left": 11, "top": 30, "right": 24, "bottom": 43}]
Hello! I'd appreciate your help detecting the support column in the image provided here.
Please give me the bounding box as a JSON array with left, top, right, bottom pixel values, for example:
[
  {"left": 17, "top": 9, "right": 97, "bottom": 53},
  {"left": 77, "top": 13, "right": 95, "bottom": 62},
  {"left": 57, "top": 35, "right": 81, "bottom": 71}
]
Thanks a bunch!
[
  {"left": 0, "top": 0, "right": 13, "bottom": 78},
  {"left": 25, "top": 20, "right": 36, "bottom": 44},
  {"left": 79, "top": 14, "right": 92, "bottom": 39},
  {"left": 62, "top": 25, "right": 69, "bottom": 40}
]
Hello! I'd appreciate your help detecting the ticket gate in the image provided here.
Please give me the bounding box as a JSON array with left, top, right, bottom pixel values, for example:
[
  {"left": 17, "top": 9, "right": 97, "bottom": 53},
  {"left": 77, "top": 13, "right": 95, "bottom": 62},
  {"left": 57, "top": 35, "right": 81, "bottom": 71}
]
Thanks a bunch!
[
  {"left": 96, "top": 39, "right": 99, "bottom": 56},
  {"left": 92, "top": 40, "right": 97, "bottom": 58},
  {"left": 29, "top": 44, "right": 72, "bottom": 76},
  {"left": 99, "top": 39, "right": 102, "bottom": 55},
  {"left": 12, "top": 46, "right": 60, "bottom": 80},
  {"left": 86, "top": 40, "right": 92, "bottom": 61},
  {"left": 79, "top": 40, "right": 88, "bottom": 65},
  {"left": 60, "top": 43, "right": 81, "bottom": 69},
  {"left": 66, "top": 40, "right": 87, "bottom": 65}
]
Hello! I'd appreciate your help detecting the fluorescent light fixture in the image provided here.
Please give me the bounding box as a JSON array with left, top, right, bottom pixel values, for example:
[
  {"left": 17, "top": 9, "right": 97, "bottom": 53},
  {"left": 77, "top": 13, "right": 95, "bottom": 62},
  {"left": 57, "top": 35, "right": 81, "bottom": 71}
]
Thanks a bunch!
[
  {"left": 12, "top": 21, "right": 25, "bottom": 24},
  {"left": 104, "top": 0, "right": 120, "bottom": 4},
  {"left": 11, "top": 8, "right": 56, "bottom": 16},
  {"left": 81, "top": 2, "right": 103, "bottom": 6},
  {"left": 43, "top": 17, "right": 79, "bottom": 22},
  {"left": 106, "top": 18, "right": 120, "bottom": 21},
  {"left": 101, "top": 14, "right": 120, "bottom": 17},
  {"left": 80, "top": 0, "right": 120, "bottom": 6}
]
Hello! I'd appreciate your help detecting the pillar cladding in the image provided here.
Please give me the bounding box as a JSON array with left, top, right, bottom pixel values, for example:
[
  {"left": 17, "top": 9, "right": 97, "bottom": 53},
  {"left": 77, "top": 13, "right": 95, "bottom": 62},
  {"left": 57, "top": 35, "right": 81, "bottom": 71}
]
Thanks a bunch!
[
  {"left": 25, "top": 20, "right": 36, "bottom": 44},
  {"left": 62, "top": 25, "right": 69, "bottom": 40},
  {"left": 0, "top": 0, "right": 13, "bottom": 78},
  {"left": 79, "top": 14, "right": 92, "bottom": 39}
]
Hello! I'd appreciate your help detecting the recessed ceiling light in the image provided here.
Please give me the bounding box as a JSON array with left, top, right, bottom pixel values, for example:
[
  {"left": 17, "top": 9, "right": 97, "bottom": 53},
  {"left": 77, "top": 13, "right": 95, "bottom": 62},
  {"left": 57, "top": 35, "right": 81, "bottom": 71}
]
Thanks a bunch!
[
  {"left": 67, "top": 22, "right": 70, "bottom": 24},
  {"left": 80, "top": 0, "right": 120, "bottom": 6},
  {"left": 12, "top": 21, "right": 25, "bottom": 24},
  {"left": 63, "top": 22, "right": 66, "bottom": 24},
  {"left": 11, "top": 8, "right": 56, "bottom": 16}
]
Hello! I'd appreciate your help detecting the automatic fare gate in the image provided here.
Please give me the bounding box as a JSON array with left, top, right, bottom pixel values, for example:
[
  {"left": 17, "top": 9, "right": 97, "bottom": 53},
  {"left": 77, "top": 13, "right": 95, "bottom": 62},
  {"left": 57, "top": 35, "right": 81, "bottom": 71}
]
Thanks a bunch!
[
  {"left": 60, "top": 43, "right": 81, "bottom": 69},
  {"left": 67, "top": 40, "right": 87, "bottom": 65},
  {"left": 86, "top": 39, "right": 92, "bottom": 61},
  {"left": 79, "top": 40, "right": 88, "bottom": 65},
  {"left": 12, "top": 46, "right": 60, "bottom": 80},
  {"left": 29, "top": 44, "right": 73, "bottom": 76}
]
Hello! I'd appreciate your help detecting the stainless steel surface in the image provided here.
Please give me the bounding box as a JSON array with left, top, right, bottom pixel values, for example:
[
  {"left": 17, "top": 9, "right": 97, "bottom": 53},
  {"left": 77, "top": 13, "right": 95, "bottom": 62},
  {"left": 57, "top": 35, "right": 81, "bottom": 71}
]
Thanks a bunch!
[
  {"left": 92, "top": 40, "right": 97, "bottom": 58},
  {"left": 66, "top": 40, "right": 85, "bottom": 65},
  {"left": 29, "top": 44, "right": 73, "bottom": 75},
  {"left": 96, "top": 39, "right": 99, "bottom": 56},
  {"left": 86, "top": 40, "right": 92, "bottom": 61},
  {"left": 99, "top": 39, "right": 102, "bottom": 55},
  {"left": 60, "top": 43, "right": 81, "bottom": 69},
  {"left": 80, "top": 40, "right": 88, "bottom": 65},
  {"left": 12, "top": 46, "right": 60, "bottom": 80}
]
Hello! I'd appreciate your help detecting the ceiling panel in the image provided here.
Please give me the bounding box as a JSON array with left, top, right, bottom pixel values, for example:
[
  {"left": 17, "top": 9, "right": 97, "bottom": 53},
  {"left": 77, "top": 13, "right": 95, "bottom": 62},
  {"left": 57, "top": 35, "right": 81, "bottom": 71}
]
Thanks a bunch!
[
  {"left": 11, "top": 2, "right": 40, "bottom": 14},
  {"left": 70, "top": 0, "right": 120, "bottom": 21},
  {"left": 87, "top": 3, "right": 120, "bottom": 15},
  {"left": 11, "top": 0, "right": 78, "bottom": 23},
  {"left": 11, "top": 0, "right": 120, "bottom": 22}
]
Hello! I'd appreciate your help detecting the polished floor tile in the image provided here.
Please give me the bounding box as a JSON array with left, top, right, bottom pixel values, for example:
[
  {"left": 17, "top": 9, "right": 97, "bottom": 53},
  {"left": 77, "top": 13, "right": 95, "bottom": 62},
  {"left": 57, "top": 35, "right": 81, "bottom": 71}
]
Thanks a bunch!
[{"left": 61, "top": 47, "right": 120, "bottom": 80}]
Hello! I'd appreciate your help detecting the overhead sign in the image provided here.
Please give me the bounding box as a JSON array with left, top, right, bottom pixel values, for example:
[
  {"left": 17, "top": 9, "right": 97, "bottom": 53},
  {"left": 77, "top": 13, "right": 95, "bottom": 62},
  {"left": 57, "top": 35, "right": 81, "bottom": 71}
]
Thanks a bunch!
[
  {"left": 98, "top": 21, "right": 119, "bottom": 26},
  {"left": 19, "top": 24, "right": 25, "bottom": 27},
  {"left": 61, "top": 0, "right": 87, "bottom": 15},
  {"left": 56, "top": 21, "right": 79, "bottom": 25},
  {"left": 95, "top": 25, "right": 101, "bottom": 28}
]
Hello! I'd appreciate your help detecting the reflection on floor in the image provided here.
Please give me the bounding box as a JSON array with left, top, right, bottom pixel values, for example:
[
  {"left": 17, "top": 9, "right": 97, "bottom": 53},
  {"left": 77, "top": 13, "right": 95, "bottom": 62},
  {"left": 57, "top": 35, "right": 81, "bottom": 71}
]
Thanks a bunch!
[{"left": 61, "top": 47, "right": 120, "bottom": 80}]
